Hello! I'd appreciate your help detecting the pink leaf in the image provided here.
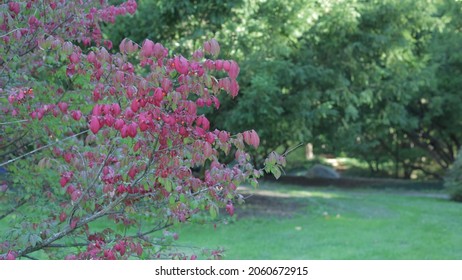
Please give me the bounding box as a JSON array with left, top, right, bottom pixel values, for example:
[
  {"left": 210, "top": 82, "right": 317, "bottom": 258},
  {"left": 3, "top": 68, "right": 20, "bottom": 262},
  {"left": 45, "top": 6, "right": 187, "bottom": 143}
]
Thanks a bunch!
[
  {"left": 120, "top": 125, "right": 129, "bottom": 138},
  {"left": 130, "top": 98, "right": 140, "bottom": 112},
  {"left": 114, "top": 119, "right": 124, "bottom": 131},
  {"left": 92, "top": 104, "right": 102, "bottom": 116},
  {"left": 196, "top": 98, "right": 205, "bottom": 107},
  {"left": 161, "top": 78, "right": 172, "bottom": 92},
  {"left": 203, "top": 41, "right": 211, "bottom": 54},
  {"left": 59, "top": 177, "right": 68, "bottom": 187},
  {"left": 229, "top": 79, "right": 239, "bottom": 97},
  {"left": 59, "top": 212, "right": 67, "bottom": 223},
  {"left": 66, "top": 185, "right": 76, "bottom": 195},
  {"left": 154, "top": 87, "right": 164, "bottom": 104},
  {"left": 104, "top": 114, "right": 115, "bottom": 127},
  {"left": 250, "top": 130, "right": 260, "bottom": 148},
  {"left": 209, "top": 38, "right": 220, "bottom": 56},
  {"left": 111, "top": 103, "right": 121, "bottom": 116},
  {"left": 87, "top": 51, "right": 96, "bottom": 63},
  {"left": 196, "top": 116, "right": 210, "bottom": 130},
  {"left": 58, "top": 102, "right": 68, "bottom": 114},
  {"left": 205, "top": 132, "right": 215, "bottom": 144},
  {"left": 115, "top": 70, "right": 124, "bottom": 83},
  {"left": 218, "top": 131, "right": 229, "bottom": 143},
  {"left": 228, "top": 61, "right": 240, "bottom": 79},
  {"left": 71, "top": 110, "right": 82, "bottom": 121},
  {"left": 6, "top": 251, "right": 16, "bottom": 260},
  {"left": 133, "top": 141, "right": 141, "bottom": 152},
  {"left": 9, "top": 2, "right": 20, "bottom": 15},
  {"left": 174, "top": 56, "right": 189, "bottom": 75},
  {"left": 215, "top": 60, "right": 224, "bottom": 71},
  {"left": 136, "top": 244, "right": 143, "bottom": 257},
  {"left": 104, "top": 249, "right": 116, "bottom": 260},
  {"left": 119, "top": 39, "right": 128, "bottom": 53},
  {"left": 8, "top": 94, "right": 16, "bottom": 104},
  {"left": 193, "top": 49, "right": 203, "bottom": 60},
  {"left": 89, "top": 116, "right": 101, "bottom": 134},
  {"left": 69, "top": 53, "right": 80, "bottom": 64},
  {"left": 223, "top": 60, "right": 231, "bottom": 72},
  {"left": 141, "top": 39, "right": 154, "bottom": 57},
  {"left": 71, "top": 190, "right": 81, "bottom": 202},
  {"left": 63, "top": 152, "right": 73, "bottom": 163},
  {"left": 203, "top": 142, "right": 213, "bottom": 158},
  {"left": 226, "top": 203, "right": 234, "bottom": 216},
  {"left": 243, "top": 131, "right": 252, "bottom": 146},
  {"left": 128, "top": 122, "right": 138, "bottom": 138},
  {"left": 70, "top": 218, "right": 78, "bottom": 229},
  {"left": 128, "top": 166, "right": 138, "bottom": 180}
]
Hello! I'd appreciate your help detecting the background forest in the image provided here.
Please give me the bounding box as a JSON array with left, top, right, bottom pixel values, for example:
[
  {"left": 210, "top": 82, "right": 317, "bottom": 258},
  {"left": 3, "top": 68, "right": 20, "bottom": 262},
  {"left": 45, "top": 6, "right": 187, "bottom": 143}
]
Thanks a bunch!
[{"left": 105, "top": 0, "right": 462, "bottom": 179}]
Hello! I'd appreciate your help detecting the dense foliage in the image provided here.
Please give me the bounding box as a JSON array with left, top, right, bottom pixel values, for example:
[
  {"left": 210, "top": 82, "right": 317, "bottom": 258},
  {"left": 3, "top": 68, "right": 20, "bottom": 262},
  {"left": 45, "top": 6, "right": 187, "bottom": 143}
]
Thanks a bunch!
[
  {"left": 104, "top": 0, "right": 462, "bottom": 178},
  {"left": 444, "top": 150, "right": 462, "bottom": 202},
  {"left": 0, "top": 0, "right": 284, "bottom": 260}
]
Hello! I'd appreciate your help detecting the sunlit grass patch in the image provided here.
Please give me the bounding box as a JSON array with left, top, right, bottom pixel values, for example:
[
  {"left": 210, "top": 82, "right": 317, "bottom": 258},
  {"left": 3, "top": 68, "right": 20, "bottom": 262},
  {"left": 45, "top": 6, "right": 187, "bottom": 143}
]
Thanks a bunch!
[{"left": 173, "top": 182, "right": 462, "bottom": 259}]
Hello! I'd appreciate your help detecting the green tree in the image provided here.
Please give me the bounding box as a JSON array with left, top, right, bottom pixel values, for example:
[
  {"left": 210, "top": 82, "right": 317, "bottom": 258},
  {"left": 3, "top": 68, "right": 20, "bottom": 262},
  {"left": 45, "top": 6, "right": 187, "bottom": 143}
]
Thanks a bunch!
[
  {"left": 104, "top": 0, "right": 242, "bottom": 53},
  {"left": 291, "top": 0, "right": 462, "bottom": 178},
  {"left": 104, "top": 0, "right": 462, "bottom": 178}
]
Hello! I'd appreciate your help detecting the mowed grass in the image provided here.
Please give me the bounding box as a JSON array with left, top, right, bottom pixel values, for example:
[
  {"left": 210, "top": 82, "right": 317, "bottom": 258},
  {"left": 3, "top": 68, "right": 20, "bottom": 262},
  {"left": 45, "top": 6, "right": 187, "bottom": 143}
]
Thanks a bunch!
[
  {"left": 1, "top": 182, "right": 460, "bottom": 259},
  {"left": 172, "top": 182, "right": 462, "bottom": 259}
]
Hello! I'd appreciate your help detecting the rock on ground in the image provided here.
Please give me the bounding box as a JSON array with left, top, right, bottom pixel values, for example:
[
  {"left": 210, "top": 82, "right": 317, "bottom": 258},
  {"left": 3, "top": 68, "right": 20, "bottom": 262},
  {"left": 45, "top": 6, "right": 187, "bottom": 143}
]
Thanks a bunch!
[{"left": 305, "top": 164, "right": 340, "bottom": 179}]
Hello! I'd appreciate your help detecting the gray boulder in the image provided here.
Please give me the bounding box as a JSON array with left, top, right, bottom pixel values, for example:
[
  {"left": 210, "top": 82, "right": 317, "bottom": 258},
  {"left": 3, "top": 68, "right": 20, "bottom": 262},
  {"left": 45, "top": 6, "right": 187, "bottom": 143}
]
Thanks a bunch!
[{"left": 305, "top": 164, "right": 340, "bottom": 179}]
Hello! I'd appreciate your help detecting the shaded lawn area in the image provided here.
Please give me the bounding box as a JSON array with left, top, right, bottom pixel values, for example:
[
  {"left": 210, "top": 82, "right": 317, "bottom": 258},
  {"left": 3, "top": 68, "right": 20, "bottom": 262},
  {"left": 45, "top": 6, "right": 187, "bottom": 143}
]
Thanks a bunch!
[{"left": 173, "top": 182, "right": 462, "bottom": 259}]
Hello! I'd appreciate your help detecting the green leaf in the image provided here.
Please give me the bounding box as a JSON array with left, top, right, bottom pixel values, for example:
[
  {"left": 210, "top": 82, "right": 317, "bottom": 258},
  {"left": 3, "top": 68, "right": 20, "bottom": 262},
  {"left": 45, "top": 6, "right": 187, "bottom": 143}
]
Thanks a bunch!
[
  {"left": 169, "top": 195, "right": 176, "bottom": 205},
  {"left": 209, "top": 204, "right": 218, "bottom": 219},
  {"left": 29, "top": 234, "right": 42, "bottom": 247},
  {"left": 272, "top": 166, "right": 282, "bottom": 180},
  {"left": 165, "top": 179, "right": 173, "bottom": 192}
]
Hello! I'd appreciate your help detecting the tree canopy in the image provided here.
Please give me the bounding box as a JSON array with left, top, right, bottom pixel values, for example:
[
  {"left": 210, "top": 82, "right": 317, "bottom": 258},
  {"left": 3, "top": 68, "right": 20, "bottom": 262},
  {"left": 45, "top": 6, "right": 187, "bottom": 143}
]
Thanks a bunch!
[{"left": 105, "top": 0, "right": 462, "bottom": 178}]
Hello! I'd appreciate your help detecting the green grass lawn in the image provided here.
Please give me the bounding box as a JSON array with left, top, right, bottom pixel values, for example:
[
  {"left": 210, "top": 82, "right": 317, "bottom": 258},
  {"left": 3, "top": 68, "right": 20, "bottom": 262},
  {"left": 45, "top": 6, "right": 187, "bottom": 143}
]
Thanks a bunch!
[
  {"left": 1, "top": 181, "right": 460, "bottom": 259},
  {"left": 172, "top": 182, "right": 462, "bottom": 259}
]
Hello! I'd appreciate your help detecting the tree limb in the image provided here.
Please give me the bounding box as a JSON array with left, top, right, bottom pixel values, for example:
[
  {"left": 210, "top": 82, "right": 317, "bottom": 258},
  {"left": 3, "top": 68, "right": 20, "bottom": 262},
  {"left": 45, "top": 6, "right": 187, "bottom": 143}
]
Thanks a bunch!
[{"left": 6, "top": 193, "right": 128, "bottom": 259}]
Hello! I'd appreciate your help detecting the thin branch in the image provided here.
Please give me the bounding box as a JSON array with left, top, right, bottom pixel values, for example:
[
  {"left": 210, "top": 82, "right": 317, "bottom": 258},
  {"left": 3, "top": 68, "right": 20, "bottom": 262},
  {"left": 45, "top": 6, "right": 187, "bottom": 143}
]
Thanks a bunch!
[
  {"left": 282, "top": 142, "right": 304, "bottom": 157},
  {"left": 45, "top": 243, "right": 88, "bottom": 248},
  {"left": 132, "top": 136, "right": 159, "bottom": 186},
  {"left": 134, "top": 222, "right": 173, "bottom": 239},
  {"left": 71, "top": 143, "right": 116, "bottom": 213},
  {"left": 0, "top": 120, "right": 29, "bottom": 125},
  {"left": 0, "top": 130, "right": 29, "bottom": 150},
  {"left": 68, "top": 144, "right": 116, "bottom": 226},
  {"left": 0, "top": 130, "right": 89, "bottom": 167},
  {"left": 0, "top": 28, "right": 22, "bottom": 39},
  {"left": 0, "top": 138, "right": 37, "bottom": 159},
  {"left": 9, "top": 193, "right": 128, "bottom": 259},
  {"left": 22, "top": 255, "right": 38, "bottom": 260},
  {"left": 0, "top": 198, "right": 30, "bottom": 221}
]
